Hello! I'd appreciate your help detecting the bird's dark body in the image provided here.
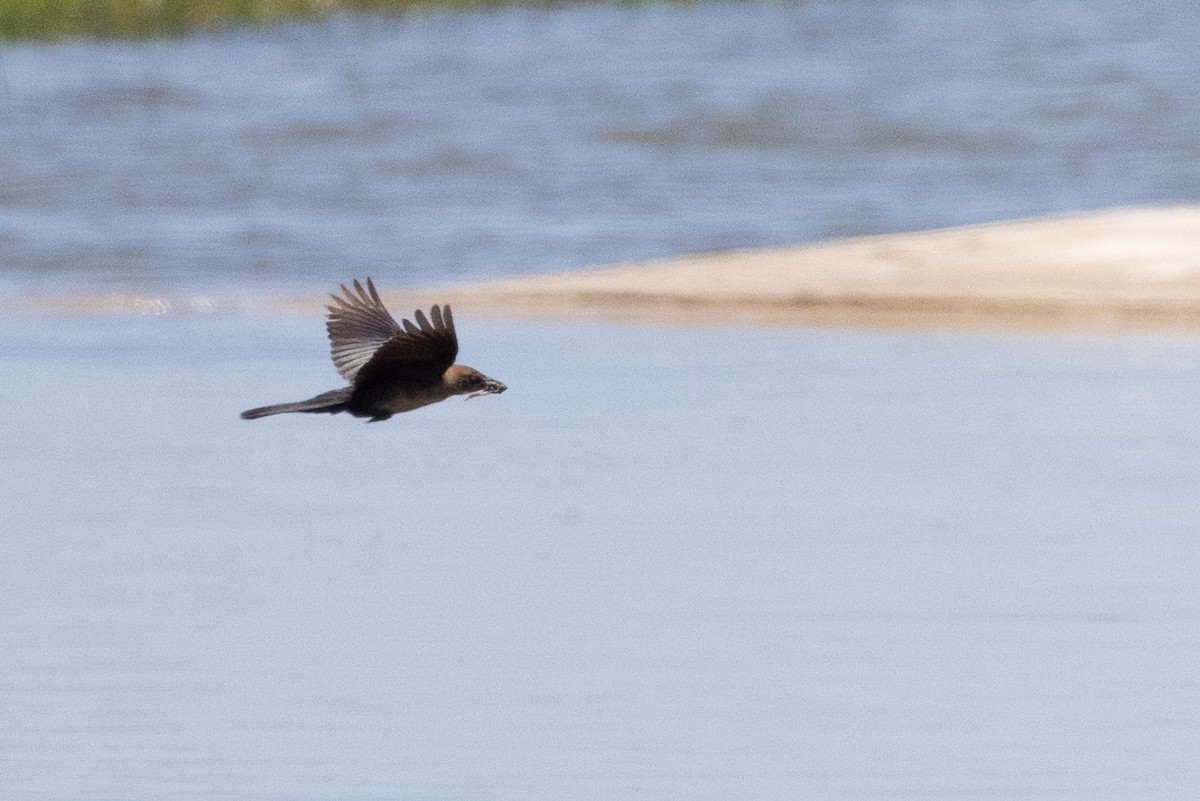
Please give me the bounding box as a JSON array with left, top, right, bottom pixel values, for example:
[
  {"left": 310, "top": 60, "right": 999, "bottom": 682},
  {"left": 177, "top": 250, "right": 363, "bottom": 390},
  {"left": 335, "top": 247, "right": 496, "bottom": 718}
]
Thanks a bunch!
[{"left": 241, "top": 279, "right": 505, "bottom": 422}]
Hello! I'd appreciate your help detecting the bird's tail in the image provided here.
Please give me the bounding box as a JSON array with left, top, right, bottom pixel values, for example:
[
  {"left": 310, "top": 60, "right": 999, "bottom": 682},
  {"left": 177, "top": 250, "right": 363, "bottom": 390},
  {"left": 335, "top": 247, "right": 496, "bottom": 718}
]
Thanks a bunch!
[{"left": 240, "top": 388, "right": 353, "bottom": 420}]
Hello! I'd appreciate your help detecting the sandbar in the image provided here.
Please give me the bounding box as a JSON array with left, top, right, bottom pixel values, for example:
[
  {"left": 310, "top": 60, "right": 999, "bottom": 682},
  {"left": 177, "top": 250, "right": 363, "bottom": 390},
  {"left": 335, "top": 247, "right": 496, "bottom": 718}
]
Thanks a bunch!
[
  {"left": 435, "top": 206, "right": 1200, "bottom": 331},
  {"left": 9, "top": 206, "right": 1200, "bottom": 331}
]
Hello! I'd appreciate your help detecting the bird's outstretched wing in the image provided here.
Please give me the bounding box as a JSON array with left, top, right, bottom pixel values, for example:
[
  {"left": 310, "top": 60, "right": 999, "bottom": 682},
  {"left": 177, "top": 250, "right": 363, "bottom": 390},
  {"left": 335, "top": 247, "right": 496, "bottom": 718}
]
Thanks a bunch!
[
  {"left": 326, "top": 278, "right": 460, "bottom": 386},
  {"left": 326, "top": 278, "right": 404, "bottom": 382},
  {"left": 355, "top": 303, "right": 459, "bottom": 386}
]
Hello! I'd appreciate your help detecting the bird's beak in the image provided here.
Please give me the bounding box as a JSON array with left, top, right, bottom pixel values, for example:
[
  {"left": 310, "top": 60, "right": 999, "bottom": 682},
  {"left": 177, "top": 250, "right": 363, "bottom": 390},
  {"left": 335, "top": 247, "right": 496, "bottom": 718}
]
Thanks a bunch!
[{"left": 466, "top": 378, "right": 507, "bottom": 400}]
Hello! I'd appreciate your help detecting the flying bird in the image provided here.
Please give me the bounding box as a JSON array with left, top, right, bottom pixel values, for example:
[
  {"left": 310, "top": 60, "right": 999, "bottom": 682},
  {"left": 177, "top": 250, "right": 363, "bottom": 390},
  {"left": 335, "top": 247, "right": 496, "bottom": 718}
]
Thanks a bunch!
[{"left": 241, "top": 278, "right": 506, "bottom": 422}]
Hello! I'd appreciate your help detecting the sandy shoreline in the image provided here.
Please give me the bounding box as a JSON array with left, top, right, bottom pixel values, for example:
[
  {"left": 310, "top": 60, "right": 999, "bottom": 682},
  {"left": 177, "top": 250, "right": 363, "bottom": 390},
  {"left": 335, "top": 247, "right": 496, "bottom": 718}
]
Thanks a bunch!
[
  {"left": 9, "top": 206, "right": 1200, "bottom": 331},
  {"left": 434, "top": 206, "right": 1200, "bottom": 331}
]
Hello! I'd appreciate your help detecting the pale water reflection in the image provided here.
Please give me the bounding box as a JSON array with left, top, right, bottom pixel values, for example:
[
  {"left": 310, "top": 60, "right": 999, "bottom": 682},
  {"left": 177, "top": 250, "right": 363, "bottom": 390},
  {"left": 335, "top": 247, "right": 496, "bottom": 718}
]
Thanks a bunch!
[{"left": 2, "top": 315, "right": 1198, "bottom": 798}]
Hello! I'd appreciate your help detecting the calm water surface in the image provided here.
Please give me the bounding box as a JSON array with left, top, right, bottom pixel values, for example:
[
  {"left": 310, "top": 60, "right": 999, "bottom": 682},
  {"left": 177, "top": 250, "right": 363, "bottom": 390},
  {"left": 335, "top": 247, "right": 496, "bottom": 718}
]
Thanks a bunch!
[
  {"left": 1, "top": 0, "right": 1199, "bottom": 299},
  {"left": 2, "top": 316, "right": 1200, "bottom": 798}
]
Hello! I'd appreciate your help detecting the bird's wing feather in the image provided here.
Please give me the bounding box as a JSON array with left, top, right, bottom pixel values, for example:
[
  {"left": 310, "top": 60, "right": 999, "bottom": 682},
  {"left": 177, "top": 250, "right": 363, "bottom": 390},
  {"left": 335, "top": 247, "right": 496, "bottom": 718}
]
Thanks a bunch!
[
  {"left": 353, "top": 302, "right": 460, "bottom": 387},
  {"left": 325, "top": 278, "right": 403, "bottom": 382}
]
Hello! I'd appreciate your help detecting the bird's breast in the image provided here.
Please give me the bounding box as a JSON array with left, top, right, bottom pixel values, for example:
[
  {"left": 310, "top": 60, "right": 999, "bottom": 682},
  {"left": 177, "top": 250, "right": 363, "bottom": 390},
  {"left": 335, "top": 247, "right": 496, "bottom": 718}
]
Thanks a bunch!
[{"left": 350, "top": 379, "right": 454, "bottom": 416}]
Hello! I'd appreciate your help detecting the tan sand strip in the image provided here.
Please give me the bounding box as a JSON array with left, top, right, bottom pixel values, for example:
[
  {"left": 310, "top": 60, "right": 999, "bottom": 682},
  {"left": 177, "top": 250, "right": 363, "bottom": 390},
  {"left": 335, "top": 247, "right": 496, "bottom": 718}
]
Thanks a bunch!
[
  {"left": 434, "top": 206, "right": 1200, "bottom": 331},
  {"left": 7, "top": 206, "right": 1200, "bottom": 331}
]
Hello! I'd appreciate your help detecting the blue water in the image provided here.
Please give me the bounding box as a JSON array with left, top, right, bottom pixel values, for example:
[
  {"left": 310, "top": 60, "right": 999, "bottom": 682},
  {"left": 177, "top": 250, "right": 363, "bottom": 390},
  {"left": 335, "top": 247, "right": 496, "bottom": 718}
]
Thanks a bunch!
[
  {"left": 3, "top": 2, "right": 1200, "bottom": 798},
  {"left": 2, "top": 0, "right": 1199, "bottom": 299},
  {"left": 4, "top": 317, "right": 1200, "bottom": 799}
]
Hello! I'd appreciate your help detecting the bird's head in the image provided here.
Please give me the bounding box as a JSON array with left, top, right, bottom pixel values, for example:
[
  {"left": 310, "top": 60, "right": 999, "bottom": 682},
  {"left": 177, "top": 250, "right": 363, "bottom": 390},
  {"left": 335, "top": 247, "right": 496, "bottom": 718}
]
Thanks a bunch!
[{"left": 445, "top": 365, "right": 507, "bottom": 400}]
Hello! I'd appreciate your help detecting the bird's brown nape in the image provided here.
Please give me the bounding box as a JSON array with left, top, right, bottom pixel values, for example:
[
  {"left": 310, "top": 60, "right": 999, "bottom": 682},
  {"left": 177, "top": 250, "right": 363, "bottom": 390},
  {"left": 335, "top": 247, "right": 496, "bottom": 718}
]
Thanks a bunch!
[{"left": 444, "top": 364, "right": 508, "bottom": 398}]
